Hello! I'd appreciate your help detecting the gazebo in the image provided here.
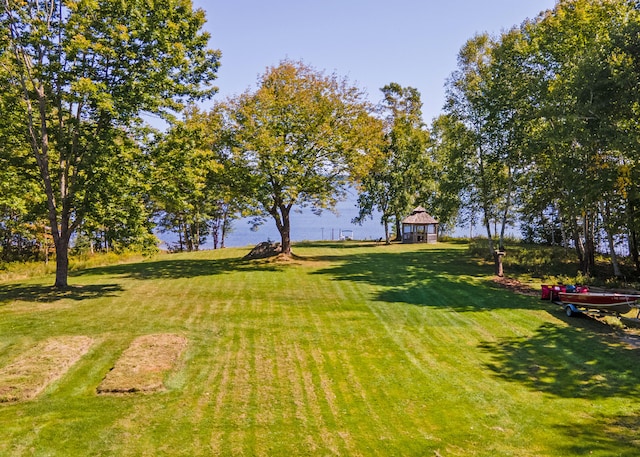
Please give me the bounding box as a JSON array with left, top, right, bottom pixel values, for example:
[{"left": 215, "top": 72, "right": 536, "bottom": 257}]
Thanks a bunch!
[{"left": 401, "top": 206, "right": 438, "bottom": 244}]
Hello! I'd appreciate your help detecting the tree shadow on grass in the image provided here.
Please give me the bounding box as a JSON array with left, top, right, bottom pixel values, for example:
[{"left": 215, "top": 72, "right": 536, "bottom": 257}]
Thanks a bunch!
[
  {"left": 554, "top": 411, "right": 640, "bottom": 456},
  {"left": 1, "top": 256, "right": 287, "bottom": 303},
  {"left": 479, "top": 319, "right": 640, "bottom": 399},
  {"left": 482, "top": 318, "right": 640, "bottom": 453},
  {"left": 313, "top": 246, "right": 484, "bottom": 284},
  {"left": 312, "top": 246, "right": 547, "bottom": 311},
  {"left": 72, "top": 257, "right": 285, "bottom": 281},
  {"left": 0, "top": 283, "right": 124, "bottom": 305}
]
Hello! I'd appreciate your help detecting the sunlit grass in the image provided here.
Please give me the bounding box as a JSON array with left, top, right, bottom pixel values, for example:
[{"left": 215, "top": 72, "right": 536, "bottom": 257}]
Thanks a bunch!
[
  {"left": 0, "top": 242, "right": 638, "bottom": 456},
  {"left": 0, "top": 250, "right": 152, "bottom": 283}
]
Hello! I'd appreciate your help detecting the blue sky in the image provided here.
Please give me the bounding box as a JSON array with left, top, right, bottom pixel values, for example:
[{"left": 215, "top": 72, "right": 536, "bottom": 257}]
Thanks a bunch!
[{"left": 194, "top": 0, "right": 557, "bottom": 122}]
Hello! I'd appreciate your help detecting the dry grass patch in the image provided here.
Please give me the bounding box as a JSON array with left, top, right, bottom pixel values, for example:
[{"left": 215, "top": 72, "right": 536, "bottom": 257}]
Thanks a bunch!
[
  {"left": 97, "top": 333, "right": 187, "bottom": 394},
  {"left": 0, "top": 336, "right": 94, "bottom": 403}
]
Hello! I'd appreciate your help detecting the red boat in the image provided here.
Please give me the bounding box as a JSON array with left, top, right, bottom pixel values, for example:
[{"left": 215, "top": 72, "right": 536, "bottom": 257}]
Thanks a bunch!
[
  {"left": 541, "top": 284, "right": 640, "bottom": 317},
  {"left": 557, "top": 291, "right": 637, "bottom": 316}
]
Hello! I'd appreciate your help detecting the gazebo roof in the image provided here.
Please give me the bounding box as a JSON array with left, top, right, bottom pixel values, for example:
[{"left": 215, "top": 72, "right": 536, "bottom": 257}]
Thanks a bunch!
[{"left": 402, "top": 207, "right": 438, "bottom": 225}]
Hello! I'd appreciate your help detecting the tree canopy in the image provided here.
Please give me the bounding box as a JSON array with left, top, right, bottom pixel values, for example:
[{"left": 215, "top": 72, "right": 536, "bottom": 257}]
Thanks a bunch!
[
  {"left": 437, "top": 0, "right": 640, "bottom": 276},
  {"left": 225, "top": 60, "right": 382, "bottom": 255},
  {"left": 1, "top": 0, "right": 219, "bottom": 286},
  {"left": 355, "top": 83, "right": 430, "bottom": 244},
  {"left": 151, "top": 105, "right": 241, "bottom": 252}
]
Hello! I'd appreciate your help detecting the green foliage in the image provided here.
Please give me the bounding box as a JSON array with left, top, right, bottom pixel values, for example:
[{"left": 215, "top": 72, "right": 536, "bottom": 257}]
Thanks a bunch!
[
  {"left": 444, "top": 33, "right": 519, "bottom": 254},
  {"left": 516, "top": 0, "right": 639, "bottom": 276},
  {"left": 467, "top": 237, "right": 640, "bottom": 291},
  {"left": 428, "top": 114, "right": 473, "bottom": 232},
  {"left": 0, "top": 35, "right": 48, "bottom": 262},
  {"left": 355, "top": 83, "right": 431, "bottom": 243},
  {"left": 227, "top": 60, "right": 382, "bottom": 254},
  {"left": 1, "top": 0, "right": 219, "bottom": 287},
  {"left": 151, "top": 105, "right": 241, "bottom": 251},
  {"left": 438, "top": 0, "right": 640, "bottom": 276},
  {"left": 73, "top": 131, "right": 158, "bottom": 255}
]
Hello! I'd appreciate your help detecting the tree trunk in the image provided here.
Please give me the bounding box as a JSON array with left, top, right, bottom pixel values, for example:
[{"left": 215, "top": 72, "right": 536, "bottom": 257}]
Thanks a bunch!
[
  {"left": 577, "top": 213, "right": 595, "bottom": 276},
  {"left": 384, "top": 220, "right": 390, "bottom": 245},
  {"left": 573, "top": 224, "right": 586, "bottom": 272},
  {"left": 43, "top": 225, "right": 50, "bottom": 265},
  {"left": 194, "top": 219, "right": 200, "bottom": 251},
  {"left": 586, "top": 215, "right": 596, "bottom": 275},
  {"left": 279, "top": 209, "right": 291, "bottom": 255},
  {"left": 602, "top": 202, "right": 622, "bottom": 277},
  {"left": 211, "top": 220, "right": 219, "bottom": 249},
  {"left": 605, "top": 228, "right": 622, "bottom": 278},
  {"left": 185, "top": 223, "right": 193, "bottom": 252},
  {"left": 394, "top": 217, "right": 402, "bottom": 242},
  {"left": 493, "top": 250, "right": 505, "bottom": 277},
  {"left": 178, "top": 225, "right": 184, "bottom": 251},
  {"left": 628, "top": 198, "right": 640, "bottom": 273},
  {"left": 498, "top": 170, "right": 513, "bottom": 252},
  {"left": 630, "top": 229, "right": 640, "bottom": 274},
  {"left": 53, "top": 235, "right": 70, "bottom": 288},
  {"left": 273, "top": 203, "right": 293, "bottom": 256},
  {"left": 483, "top": 213, "right": 495, "bottom": 256},
  {"left": 498, "top": 224, "right": 506, "bottom": 252},
  {"left": 220, "top": 211, "right": 228, "bottom": 249},
  {"left": 560, "top": 215, "right": 569, "bottom": 250}
]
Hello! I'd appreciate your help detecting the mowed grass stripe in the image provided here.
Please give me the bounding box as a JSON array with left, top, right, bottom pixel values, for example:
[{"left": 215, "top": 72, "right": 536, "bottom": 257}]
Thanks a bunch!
[
  {"left": 286, "top": 266, "right": 436, "bottom": 454},
  {"left": 252, "top": 322, "right": 280, "bottom": 457},
  {"left": 365, "top": 299, "right": 516, "bottom": 428},
  {"left": 302, "top": 279, "right": 419, "bottom": 452},
  {"left": 208, "top": 313, "right": 241, "bottom": 455},
  {"left": 346, "top": 249, "right": 551, "bottom": 452},
  {"left": 228, "top": 325, "right": 255, "bottom": 455},
  {"left": 279, "top": 292, "right": 340, "bottom": 454},
  {"left": 294, "top": 268, "right": 390, "bottom": 455}
]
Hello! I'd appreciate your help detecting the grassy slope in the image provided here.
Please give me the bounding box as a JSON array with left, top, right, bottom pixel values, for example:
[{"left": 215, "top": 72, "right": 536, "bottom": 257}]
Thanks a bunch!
[{"left": 0, "top": 242, "right": 638, "bottom": 456}]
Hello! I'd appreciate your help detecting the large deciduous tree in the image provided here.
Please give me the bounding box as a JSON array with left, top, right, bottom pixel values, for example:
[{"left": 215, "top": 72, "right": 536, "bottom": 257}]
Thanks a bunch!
[
  {"left": 438, "top": 0, "right": 640, "bottom": 277},
  {"left": 519, "top": 0, "right": 638, "bottom": 276},
  {"left": 355, "top": 83, "right": 430, "bottom": 244},
  {"left": 2, "top": 0, "right": 219, "bottom": 287},
  {"left": 151, "top": 106, "right": 241, "bottom": 251},
  {"left": 227, "top": 60, "right": 382, "bottom": 256},
  {"left": 445, "top": 33, "right": 514, "bottom": 255}
]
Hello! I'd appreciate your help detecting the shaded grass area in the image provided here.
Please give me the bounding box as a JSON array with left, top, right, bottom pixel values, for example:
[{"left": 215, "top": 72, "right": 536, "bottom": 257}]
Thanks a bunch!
[
  {"left": 480, "top": 321, "right": 640, "bottom": 399},
  {"left": 0, "top": 243, "right": 638, "bottom": 456},
  {"left": 469, "top": 238, "right": 640, "bottom": 288}
]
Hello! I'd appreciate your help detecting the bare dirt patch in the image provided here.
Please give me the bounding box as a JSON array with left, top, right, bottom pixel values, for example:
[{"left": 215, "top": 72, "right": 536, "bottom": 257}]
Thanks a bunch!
[
  {"left": 492, "top": 276, "right": 538, "bottom": 296},
  {"left": 0, "top": 336, "right": 94, "bottom": 403},
  {"left": 97, "top": 333, "right": 187, "bottom": 394},
  {"left": 619, "top": 333, "right": 640, "bottom": 349}
]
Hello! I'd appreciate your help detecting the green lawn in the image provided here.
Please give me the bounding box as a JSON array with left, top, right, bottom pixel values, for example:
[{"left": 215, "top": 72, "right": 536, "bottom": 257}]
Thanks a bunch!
[{"left": 0, "top": 242, "right": 638, "bottom": 456}]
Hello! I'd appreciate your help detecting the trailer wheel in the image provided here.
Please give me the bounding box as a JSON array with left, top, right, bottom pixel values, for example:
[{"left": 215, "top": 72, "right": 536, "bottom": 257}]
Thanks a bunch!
[{"left": 565, "top": 305, "right": 575, "bottom": 317}]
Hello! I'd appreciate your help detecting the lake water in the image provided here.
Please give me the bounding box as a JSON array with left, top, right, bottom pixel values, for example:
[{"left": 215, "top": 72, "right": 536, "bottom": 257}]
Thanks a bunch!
[
  {"left": 157, "top": 189, "right": 503, "bottom": 250},
  {"left": 224, "top": 200, "right": 383, "bottom": 247},
  {"left": 175, "top": 188, "right": 386, "bottom": 249}
]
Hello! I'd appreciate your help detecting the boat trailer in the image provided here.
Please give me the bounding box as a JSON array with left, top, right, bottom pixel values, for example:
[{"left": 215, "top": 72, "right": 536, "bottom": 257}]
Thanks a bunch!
[{"left": 541, "top": 284, "right": 640, "bottom": 319}]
